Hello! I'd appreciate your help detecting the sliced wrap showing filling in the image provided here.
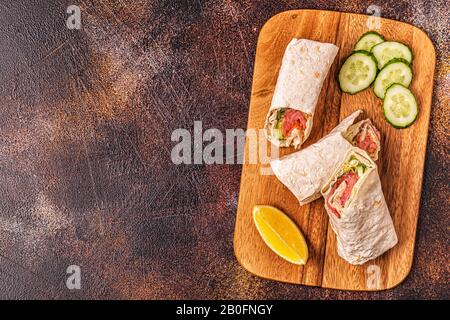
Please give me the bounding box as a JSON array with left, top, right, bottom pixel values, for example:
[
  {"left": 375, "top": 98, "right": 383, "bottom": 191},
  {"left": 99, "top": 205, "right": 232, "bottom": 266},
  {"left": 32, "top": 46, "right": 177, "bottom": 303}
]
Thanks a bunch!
[
  {"left": 321, "top": 148, "right": 398, "bottom": 265},
  {"left": 266, "top": 108, "right": 310, "bottom": 148},
  {"left": 264, "top": 38, "right": 339, "bottom": 148},
  {"left": 344, "top": 119, "right": 381, "bottom": 160},
  {"left": 325, "top": 155, "right": 372, "bottom": 218}
]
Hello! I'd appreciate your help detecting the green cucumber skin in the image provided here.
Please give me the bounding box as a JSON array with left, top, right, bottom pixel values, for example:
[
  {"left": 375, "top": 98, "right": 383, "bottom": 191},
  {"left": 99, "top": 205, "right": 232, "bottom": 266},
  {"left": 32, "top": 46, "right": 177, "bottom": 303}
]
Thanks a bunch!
[
  {"left": 274, "top": 109, "right": 286, "bottom": 140},
  {"left": 405, "top": 45, "right": 414, "bottom": 64},
  {"left": 373, "top": 58, "right": 413, "bottom": 99},
  {"left": 353, "top": 31, "right": 385, "bottom": 51},
  {"left": 371, "top": 41, "right": 413, "bottom": 69},
  {"left": 383, "top": 84, "right": 419, "bottom": 129},
  {"left": 338, "top": 50, "right": 379, "bottom": 95},
  {"left": 380, "top": 57, "right": 412, "bottom": 68},
  {"left": 384, "top": 110, "right": 418, "bottom": 129},
  {"left": 358, "top": 31, "right": 385, "bottom": 40}
]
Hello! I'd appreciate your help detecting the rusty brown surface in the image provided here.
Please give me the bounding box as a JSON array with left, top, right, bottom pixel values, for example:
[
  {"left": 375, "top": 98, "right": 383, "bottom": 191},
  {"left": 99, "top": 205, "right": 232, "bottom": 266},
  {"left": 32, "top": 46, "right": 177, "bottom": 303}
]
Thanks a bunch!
[{"left": 0, "top": 0, "right": 448, "bottom": 299}]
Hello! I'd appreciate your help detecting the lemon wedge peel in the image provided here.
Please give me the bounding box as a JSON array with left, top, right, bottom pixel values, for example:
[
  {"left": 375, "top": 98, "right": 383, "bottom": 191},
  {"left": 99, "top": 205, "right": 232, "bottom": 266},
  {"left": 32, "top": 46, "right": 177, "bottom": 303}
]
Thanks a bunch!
[{"left": 253, "top": 205, "right": 308, "bottom": 265}]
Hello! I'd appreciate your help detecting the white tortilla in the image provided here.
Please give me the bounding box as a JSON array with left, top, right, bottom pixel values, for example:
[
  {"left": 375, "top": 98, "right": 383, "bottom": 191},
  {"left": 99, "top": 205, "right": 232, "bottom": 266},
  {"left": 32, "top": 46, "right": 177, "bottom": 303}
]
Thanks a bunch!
[
  {"left": 321, "top": 148, "right": 398, "bottom": 265},
  {"left": 265, "top": 38, "right": 339, "bottom": 147},
  {"left": 270, "top": 110, "right": 362, "bottom": 205}
]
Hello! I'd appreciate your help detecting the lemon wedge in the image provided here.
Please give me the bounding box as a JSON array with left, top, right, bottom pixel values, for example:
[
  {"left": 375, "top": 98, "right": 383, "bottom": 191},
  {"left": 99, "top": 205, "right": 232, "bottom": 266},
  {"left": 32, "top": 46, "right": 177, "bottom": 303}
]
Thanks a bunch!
[{"left": 253, "top": 205, "right": 308, "bottom": 265}]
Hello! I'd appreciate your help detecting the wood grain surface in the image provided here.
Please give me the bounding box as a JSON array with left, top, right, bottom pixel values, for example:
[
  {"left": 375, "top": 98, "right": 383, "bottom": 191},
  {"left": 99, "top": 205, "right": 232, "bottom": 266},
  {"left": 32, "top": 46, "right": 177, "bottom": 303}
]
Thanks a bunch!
[{"left": 234, "top": 9, "right": 436, "bottom": 291}]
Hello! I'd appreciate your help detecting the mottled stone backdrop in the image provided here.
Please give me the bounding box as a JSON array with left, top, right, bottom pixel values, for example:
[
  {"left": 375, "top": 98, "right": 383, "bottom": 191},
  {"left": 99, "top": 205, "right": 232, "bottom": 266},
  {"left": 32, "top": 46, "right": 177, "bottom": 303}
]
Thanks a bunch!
[{"left": 0, "top": 0, "right": 448, "bottom": 299}]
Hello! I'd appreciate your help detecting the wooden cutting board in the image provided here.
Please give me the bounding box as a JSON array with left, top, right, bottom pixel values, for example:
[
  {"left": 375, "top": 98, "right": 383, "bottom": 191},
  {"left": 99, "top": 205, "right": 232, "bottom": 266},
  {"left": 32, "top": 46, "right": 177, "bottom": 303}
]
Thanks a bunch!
[{"left": 233, "top": 9, "right": 435, "bottom": 291}]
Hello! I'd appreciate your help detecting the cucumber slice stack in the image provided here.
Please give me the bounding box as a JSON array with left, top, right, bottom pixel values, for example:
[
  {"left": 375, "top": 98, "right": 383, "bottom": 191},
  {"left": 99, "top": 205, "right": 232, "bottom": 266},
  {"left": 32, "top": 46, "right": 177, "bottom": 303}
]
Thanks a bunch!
[
  {"left": 337, "top": 31, "right": 419, "bottom": 128},
  {"left": 338, "top": 51, "right": 378, "bottom": 94},
  {"left": 383, "top": 84, "right": 418, "bottom": 128}
]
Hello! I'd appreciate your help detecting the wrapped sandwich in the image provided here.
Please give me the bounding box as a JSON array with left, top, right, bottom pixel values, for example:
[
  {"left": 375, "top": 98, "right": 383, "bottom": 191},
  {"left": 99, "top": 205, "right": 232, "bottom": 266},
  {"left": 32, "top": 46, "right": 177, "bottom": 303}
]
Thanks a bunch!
[
  {"left": 321, "top": 148, "right": 398, "bottom": 265},
  {"left": 264, "top": 38, "right": 339, "bottom": 148},
  {"left": 270, "top": 110, "right": 381, "bottom": 205}
]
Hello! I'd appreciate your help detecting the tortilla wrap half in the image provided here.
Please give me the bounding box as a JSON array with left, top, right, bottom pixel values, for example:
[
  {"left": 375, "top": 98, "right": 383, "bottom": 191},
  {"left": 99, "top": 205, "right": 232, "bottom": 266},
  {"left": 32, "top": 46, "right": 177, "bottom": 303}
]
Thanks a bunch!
[
  {"left": 321, "top": 148, "right": 398, "bottom": 265},
  {"left": 270, "top": 110, "right": 380, "bottom": 205},
  {"left": 264, "top": 38, "right": 339, "bottom": 148}
]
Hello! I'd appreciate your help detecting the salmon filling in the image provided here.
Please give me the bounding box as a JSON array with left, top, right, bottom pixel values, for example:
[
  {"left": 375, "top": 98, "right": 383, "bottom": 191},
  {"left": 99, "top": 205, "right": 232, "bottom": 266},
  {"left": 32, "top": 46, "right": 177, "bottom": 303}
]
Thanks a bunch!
[
  {"left": 354, "top": 122, "right": 380, "bottom": 157},
  {"left": 346, "top": 121, "right": 381, "bottom": 159},
  {"left": 325, "top": 156, "right": 369, "bottom": 218},
  {"left": 282, "top": 109, "right": 308, "bottom": 136},
  {"left": 326, "top": 171, "right": 359, "bottom": 218},
  {"left": 267, "top": 108, "right": 309, "bottom": 148}
]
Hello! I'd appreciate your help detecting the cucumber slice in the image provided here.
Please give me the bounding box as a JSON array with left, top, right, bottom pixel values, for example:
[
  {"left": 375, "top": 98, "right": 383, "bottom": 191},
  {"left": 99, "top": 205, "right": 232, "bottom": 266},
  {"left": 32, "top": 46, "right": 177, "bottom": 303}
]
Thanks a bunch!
[
  {"left": 354, "top": 31, "right": 385, "bottom": 52},
  {"left": 273, "top": 113, "right": 285, "bottom": 140},
  {"left": 371, "top": 41, "right": 413, "bottom": 69},
  {"left": 338, "top": 51, "right": 378, "bottom": 94},
  {"left": 383, "top": 84, "right": 418, "bottom": 128},
  {"left": 373, "top": 59, "right": 413, "bottom": 99},
  {"left": 356, "top": 165, "right": 364, "bottom": 177},
  {"left": 273, "top": 128, "right": 284, "bottom": 140},
  {"left": 276, "top": 109, "right": 286, "bottom": 121}
]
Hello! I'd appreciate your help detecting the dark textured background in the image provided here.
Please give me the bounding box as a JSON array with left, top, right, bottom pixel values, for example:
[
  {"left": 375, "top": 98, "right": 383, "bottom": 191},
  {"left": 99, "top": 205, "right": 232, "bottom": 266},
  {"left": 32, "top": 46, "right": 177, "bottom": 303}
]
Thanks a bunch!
[{"left": 0, "top": 0, "right": 448, "bottom": 299}]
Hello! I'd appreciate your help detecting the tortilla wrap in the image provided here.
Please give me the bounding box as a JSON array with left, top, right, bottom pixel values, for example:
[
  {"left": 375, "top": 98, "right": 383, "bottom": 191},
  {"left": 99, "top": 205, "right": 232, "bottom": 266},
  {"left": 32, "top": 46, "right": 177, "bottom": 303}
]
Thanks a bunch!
[
  {"left": 321, "top": 148, "right": 398, "bottom": 265},
  {"left": 264, "top": 38, "right": 339, "bottom": 148},
  {"left": 270, "top": 110, "right": 363, "bottom": 205}
]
